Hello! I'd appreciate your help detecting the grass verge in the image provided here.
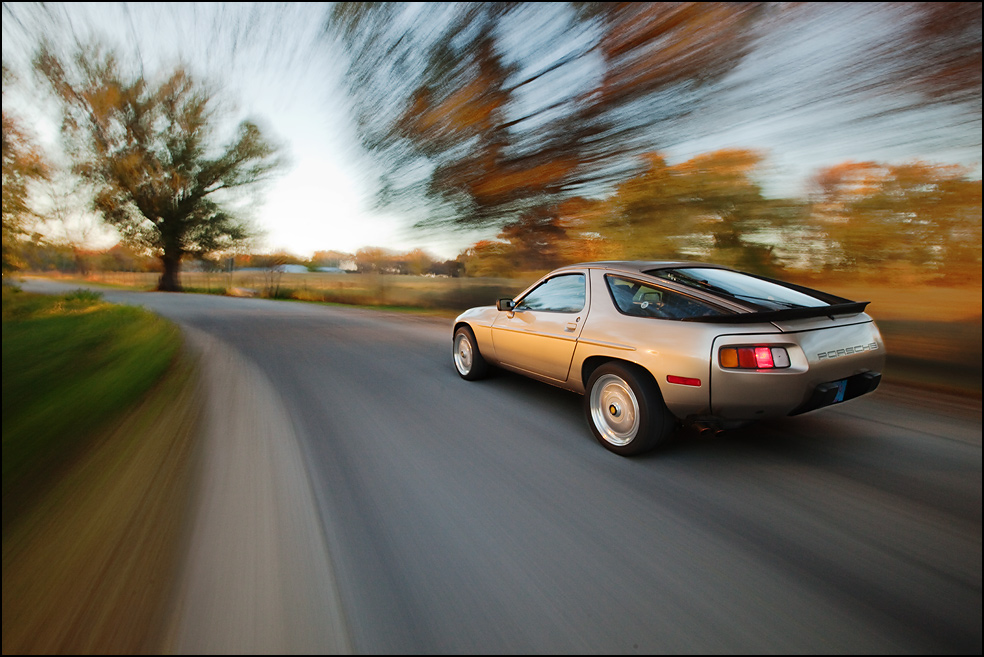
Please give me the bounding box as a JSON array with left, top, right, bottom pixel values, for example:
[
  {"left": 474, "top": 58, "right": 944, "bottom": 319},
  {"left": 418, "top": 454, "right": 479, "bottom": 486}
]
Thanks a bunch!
[
  {"left": 2, "top": 286, "right": 203, "bottom": 653},
  {"left": 2, "top": 287, "right": 181, "bottom": 527}
]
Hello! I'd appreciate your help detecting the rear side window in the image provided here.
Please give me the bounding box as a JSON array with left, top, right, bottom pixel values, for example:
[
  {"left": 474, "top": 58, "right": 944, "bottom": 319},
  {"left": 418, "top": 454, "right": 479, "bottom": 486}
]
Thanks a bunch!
[
  {"left": 647, "top": 267, "right": 829, "bottom": 310},
  {"left": 605, "top": 275, "right": 727, "bottom": 320},
  {"left": 517, "top": 274, "right": 585, "bottom": 312}
]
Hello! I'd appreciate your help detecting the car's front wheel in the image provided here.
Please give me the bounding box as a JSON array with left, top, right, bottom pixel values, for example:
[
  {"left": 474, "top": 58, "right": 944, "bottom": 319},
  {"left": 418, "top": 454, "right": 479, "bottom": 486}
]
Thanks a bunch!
[
  {"left": 584, "top": 363, "right": 674, "bottom": 456},
  {"left": 453, "top": 326, "right": 489, "bottom": 380}
]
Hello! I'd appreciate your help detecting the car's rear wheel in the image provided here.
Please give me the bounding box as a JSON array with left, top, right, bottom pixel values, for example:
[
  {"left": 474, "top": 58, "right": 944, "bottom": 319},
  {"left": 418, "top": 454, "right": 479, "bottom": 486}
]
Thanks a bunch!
[
  {"left": 584, "top": 363, "right": 674, "bottom": 456},
  {"left": 453, "top": 326, "right": 489, "bottom": 380}
]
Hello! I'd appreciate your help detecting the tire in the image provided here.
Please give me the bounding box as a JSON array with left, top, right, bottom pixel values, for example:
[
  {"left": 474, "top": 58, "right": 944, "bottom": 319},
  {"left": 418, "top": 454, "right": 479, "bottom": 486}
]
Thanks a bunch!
[
  {"left": 584, "top": 362, "right": 674, "bottom": 456},
  {"left": 452, "top": 326, "right": 489, "bottom": 380}
]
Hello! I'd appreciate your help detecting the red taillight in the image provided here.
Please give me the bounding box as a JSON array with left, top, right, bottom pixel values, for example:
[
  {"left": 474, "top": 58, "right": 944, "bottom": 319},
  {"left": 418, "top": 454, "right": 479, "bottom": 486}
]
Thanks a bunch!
[
  {"left": 754, "top": 347, "right": 774, "bottom": 368},
  {"left": 720, "top": 346, "right": 790, "bottom": 370}
]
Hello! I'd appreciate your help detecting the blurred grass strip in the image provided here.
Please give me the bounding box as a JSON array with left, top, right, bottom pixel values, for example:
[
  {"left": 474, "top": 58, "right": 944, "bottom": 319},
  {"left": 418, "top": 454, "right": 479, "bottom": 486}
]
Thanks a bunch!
[
  {"left": 2, "top": 287, "right": 182, "bottom": 529},
  {"left": 2, "top": 343, "right": 202, "bottom": 653}
]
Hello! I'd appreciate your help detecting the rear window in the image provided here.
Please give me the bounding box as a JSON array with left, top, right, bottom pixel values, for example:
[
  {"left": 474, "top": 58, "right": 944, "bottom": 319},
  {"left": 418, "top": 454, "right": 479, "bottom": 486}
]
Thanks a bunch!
[
  {"left": 605, "top": 275, "right": 728, "bottom": 320},
  {"left": 646, "top": 267, "right": 829, "bottom": 311}
]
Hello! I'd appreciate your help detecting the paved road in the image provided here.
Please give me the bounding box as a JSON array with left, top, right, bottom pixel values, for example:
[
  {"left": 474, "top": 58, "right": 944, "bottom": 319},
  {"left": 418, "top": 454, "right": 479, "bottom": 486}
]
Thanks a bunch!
[{"left": 18, "top": 279, "right": 983, "bottom": 653}]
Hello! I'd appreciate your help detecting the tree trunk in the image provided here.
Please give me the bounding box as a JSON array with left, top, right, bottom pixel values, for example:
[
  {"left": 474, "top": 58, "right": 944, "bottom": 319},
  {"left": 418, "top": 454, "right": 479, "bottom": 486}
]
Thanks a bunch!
[
  {"left": 157, "top": 253, "right": 183, "bottom": 291},
  {"left": 72, "top": 247, "right": 89, "bottom": 277}
]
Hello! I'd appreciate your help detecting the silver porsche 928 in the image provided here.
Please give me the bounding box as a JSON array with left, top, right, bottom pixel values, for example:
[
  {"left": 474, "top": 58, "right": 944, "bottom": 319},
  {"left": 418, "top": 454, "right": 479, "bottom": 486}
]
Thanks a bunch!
[{"left": 452, "top": 261, "right": 885, "bottom": 456}]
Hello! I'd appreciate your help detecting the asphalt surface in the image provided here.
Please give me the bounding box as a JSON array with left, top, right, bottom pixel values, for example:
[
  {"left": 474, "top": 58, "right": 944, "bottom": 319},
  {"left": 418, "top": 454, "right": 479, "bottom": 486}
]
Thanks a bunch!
[{"left": 17, "top": 279, "right": 983, "bottom": 653}]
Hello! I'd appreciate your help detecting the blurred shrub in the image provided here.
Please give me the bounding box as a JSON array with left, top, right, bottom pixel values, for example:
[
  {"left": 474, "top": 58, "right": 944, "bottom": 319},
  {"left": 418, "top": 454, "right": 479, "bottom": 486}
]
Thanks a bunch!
[{"left": 63, "top": 289, "right": 103, "bottom": 302}]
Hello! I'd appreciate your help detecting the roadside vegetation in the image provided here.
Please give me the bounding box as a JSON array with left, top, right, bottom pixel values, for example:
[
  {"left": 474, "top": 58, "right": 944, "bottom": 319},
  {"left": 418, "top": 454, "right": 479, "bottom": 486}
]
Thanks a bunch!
[
  {"left": 2, "top": 285, "right": 201, "bottom": 653},
  {"left": 2, "top": 286, "right": 182, "bottom": 526}
]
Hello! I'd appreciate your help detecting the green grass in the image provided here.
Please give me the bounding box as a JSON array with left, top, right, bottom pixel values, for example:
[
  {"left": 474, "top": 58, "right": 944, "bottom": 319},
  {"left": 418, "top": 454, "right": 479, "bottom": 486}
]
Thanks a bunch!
[{"left": 2, "top": 286, "right": 182, "bottom": 528}]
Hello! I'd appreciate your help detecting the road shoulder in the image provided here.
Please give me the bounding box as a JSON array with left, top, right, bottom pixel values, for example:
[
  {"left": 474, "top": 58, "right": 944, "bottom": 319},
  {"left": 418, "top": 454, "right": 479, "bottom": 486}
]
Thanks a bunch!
[{"left": 162, "top": 328, "right": 351, "bottom": 654}]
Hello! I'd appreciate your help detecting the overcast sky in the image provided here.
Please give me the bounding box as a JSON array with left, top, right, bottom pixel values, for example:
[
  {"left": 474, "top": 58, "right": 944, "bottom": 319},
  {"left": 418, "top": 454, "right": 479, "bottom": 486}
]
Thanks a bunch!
[{"left": 3, "top": 2, "right": 980, "bottom": 260}]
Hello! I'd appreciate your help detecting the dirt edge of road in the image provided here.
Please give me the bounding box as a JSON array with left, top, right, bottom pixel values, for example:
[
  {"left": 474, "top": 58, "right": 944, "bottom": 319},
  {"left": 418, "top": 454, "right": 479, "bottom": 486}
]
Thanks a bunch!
[
  {"left": 161, "top": 328, "right": 352, "bottom": 654},
  {"left": 1, "top": 345, "right": 203, "bottom": 654},
  {"left": 2, "top": 327, "right": 352, "bottom": 654}
]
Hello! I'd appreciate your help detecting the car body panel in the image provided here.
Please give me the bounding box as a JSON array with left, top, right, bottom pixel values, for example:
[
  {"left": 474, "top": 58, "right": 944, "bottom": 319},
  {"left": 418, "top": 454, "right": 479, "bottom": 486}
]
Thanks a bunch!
[
  {"left": 490, "top": 270, "right": 589, "bottom": 382},
  {"left": 455, "top": 305, "right": 499, "bottom": 358},
  {"left": 491, "top": 311, "right": 585, "bottom": 382},
  {"left": 453, "top": 261, "right": 885, "bottom": 427},
  {"left": 709, "top": 320, "right": 884, "bottom": 419}
]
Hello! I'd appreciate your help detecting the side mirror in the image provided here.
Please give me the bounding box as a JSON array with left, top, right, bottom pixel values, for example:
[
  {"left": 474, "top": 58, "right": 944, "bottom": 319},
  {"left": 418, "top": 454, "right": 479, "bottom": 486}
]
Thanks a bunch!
[{"left": 496, "top": 298, "right": 515, "bottom": 311}]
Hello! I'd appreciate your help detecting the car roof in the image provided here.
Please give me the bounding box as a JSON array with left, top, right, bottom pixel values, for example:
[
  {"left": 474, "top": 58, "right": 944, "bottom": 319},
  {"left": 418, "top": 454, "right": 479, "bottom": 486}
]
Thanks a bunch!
[{"left": 551, "top": 260, "right": 732, "bottom": 275}]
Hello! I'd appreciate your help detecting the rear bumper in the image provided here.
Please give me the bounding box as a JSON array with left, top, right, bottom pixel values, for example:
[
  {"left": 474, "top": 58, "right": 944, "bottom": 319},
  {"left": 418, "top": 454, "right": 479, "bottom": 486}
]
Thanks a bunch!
[
  {"left": 789, "top": 371, "right": 882, "bottom": 416},
  {"left": 707, "top": 320, "right": 885, "bottom": 420}
]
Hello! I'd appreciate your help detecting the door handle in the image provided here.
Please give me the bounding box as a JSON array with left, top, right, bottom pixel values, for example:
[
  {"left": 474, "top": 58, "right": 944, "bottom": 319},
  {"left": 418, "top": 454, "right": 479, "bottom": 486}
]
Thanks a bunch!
[{"left": 565, "top": 322, "right": 578, "bottom": 331}]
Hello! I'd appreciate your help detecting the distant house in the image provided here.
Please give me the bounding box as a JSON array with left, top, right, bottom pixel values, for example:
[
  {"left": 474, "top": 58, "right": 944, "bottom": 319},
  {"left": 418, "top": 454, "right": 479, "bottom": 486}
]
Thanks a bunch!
[{"left": 276, "top": 264, "right": 310, "bottom": 274}]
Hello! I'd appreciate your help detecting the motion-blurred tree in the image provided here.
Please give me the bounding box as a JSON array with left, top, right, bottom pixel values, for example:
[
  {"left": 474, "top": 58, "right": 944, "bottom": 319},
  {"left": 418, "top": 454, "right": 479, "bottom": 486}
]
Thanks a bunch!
[
  {"left": 355, "top": 246, "right": 397, "bottom": 273},
  {"left": 326, "top": 2, "right": 764, "bottom": 233},
  {"left": 2, "top": 64, "right": 50, "bottom": 271},
  {"left": 603, "top": 149, "right": 793, "bottom": 273},
  {"left": 457, "top": 196, "right": 614, "bottom": 276},
  {"left": 401, "top": 248, "right": 436, "bottom": 276},
  {"left": 457, "top": 148, "right": 804, "bottom": 276},
  {"left": 496, "top": 206, "right": 570, "bottom": 273},
  {"left": 34, "top": 44, "right": 283, "bottom": 291},
  {"left": 457, "top": 240, "right": 516, "bottom": 278},
  {"left": 810, "top": 161, "right": 983, "bottom": 281},
  {"left": 884, "top": 2, "right": 981, "bottom": 112},
  {"left": 311, "top": 250, "right": 354, "bottom": 269},
  {"left": 700, "top": 3, "right": 983, "bottom": 159},
  {"left": 551, "top": 196, "right": 617, "bottom": 265}
]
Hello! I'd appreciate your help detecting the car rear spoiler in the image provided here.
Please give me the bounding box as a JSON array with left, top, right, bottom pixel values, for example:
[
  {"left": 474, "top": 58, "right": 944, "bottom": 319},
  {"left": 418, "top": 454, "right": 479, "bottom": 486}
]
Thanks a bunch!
[{"left": 684, "top": 301, "right": 871, "bottom": 324}]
